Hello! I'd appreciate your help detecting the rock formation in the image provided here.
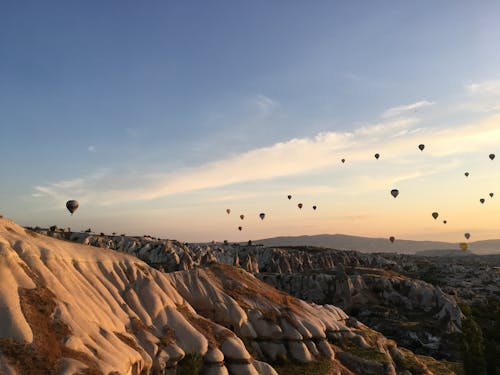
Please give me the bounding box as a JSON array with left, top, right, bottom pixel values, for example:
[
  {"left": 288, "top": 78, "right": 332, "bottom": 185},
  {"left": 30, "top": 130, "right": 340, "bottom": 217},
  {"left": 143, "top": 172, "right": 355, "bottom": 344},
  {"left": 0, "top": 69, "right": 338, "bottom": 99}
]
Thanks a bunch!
[{"left": 0, "top": 218, "right": 458, "bottom": 374}]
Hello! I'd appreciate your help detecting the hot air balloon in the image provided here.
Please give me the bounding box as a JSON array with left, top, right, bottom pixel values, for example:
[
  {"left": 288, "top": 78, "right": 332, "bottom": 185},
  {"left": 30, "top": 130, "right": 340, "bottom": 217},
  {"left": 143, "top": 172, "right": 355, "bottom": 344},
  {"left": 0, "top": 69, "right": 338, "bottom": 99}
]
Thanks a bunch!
[
  {"left": 459, "top": 242, "right": 468, "bottom": 251},
  {"left": 66, "top": 200, "right": 79, "bottom": 215},
  {"left": 489, "top": 153, "right": 495, "bottom": 160},
  {"left": 341, "top": 158, "right": 346, "bottom": 163},
  {"left": 226, "top": 209, "right": 231, "bottom": 214},
  {"left": 312, "top": 205, "right": 317, "bottom": 210},
  {"left": 287, "top": 195, "right": 292, "bottom": 200},
  {"left": 391, "top": 189, "right": 399, "bottom": 198},
  {"left": 240, "top": 215, "right": 245, "bottom": 220},
  {"left": 238, "top": 226, "right": 242, "bottom": 231},
  {"left": 432, "top": 212, "right": 439, "bottom": 220},
  {"left": 298, "top": 203, "right": 303, "bottom": 209},
  {"left": 465, "top": 172, "right": 469, "bottom": 177},
  {"left": 259, "top": 213, "right": 265, "bottom": 220},
  {"left": 464, "top": 233, "right": 471, "bottom": 240},
  {"left": 389, "top": 236, "right": 395, "bottom": 243},
  {"left": 490, "top": 193, "right": 494, "bottom": 198},
  {"left": 443, "top": 220, "right": 447, "bottom": 224},
  {"left": 418, "top": 144, "right": 425, "bottom": 151},
  {"left": 480, "top": 198, "right": 485, "bottom": 204},
  {"left": 374, "top": 153, "right": 380, "bottom": 160}
]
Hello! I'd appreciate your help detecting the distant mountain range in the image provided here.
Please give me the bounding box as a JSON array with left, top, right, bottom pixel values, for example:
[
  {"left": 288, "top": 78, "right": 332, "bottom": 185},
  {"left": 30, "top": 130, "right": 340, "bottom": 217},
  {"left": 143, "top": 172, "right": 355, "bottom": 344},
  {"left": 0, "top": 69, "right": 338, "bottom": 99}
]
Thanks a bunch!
[{"left": 255, "top": 234, "right": 500, "bottom": 255}]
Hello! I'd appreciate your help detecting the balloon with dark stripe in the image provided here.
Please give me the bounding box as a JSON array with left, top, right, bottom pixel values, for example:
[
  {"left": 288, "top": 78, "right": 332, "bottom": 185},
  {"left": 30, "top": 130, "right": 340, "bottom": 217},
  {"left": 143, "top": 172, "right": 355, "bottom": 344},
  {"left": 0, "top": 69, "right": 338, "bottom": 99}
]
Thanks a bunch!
[{"left": 66, "top": 200, "right": 79, "bottom": 215}]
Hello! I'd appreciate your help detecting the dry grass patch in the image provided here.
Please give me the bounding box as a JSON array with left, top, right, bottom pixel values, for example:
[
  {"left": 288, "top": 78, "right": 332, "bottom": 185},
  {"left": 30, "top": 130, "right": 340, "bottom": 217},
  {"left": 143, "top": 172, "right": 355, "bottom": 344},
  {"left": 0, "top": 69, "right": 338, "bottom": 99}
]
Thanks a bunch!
[
  {"left": 274, "top": 357, "right": 334, "bottom": 375},
  {"left": 0, "top": 264, "right": 103, "bottom": 374},
  {"left": 135, "top": 263, "right": 150, "bottom": 274},
  {"left": 121, "top": 265, "right": 136, "bottom": 284},
  {"left": 128, "top": 316, "right": 149, "bottom": 333},
  {"left": 114, "top": 332, "right": 141, "bottom": 352},
  {"left": 356, "top": 325, "right": 388, "bottom": 347},
  {"left": 208, "top": 264, "right": 304, "bottom": 317},
  {"left": 5, "top": 226, "right": 17, "bottom": 233},
  {"left": 159, "top": 326, "right": 177, "bottom": 347},
  {"left": 335, "top": 342, "right": 390, "bottom": 365},
  {"left": 25, "top": 229, "right": 39, "bottom": 238},
  {"left": 0, "top": 285, "right": 102, "bottom": 375},
  {"left": 176, "top": 303, "right": 233, "bottom": 346},
  {"left": 393, "top": 347, "right": 434, "bottom": 375},
  {"left": 417, "top": 354, "right": 463, "bottom": 375}
]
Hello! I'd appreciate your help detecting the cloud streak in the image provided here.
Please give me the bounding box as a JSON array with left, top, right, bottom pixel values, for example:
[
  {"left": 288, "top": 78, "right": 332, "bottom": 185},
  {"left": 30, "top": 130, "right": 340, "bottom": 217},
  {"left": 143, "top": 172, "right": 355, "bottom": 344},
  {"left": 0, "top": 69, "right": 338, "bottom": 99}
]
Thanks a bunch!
[
  {"left": 382, "top": 101, "right": 435, "bottom": 118},
  {"left": 466, "top": 80, "right": 500, "bottom": 95},
  {"left": 32, "top": 113, "right": 500, "bottom": 206},
  {"left": 253, "top": 94, "right": 278, "bottom": 118}
]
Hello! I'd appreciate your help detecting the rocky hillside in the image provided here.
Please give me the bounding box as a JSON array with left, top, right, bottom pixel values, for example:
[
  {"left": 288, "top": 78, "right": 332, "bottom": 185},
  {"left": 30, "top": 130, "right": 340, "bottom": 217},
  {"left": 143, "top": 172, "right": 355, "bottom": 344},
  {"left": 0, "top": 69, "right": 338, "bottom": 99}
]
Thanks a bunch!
[
  {"left": 379, "top": 253, "right": 500, "bottom": 306},
  {"left": 0, "top": 217, "right": 461, "bottom": 374},
  {"left": 29, "top": 227, "right": 469, "bottom": 366}
]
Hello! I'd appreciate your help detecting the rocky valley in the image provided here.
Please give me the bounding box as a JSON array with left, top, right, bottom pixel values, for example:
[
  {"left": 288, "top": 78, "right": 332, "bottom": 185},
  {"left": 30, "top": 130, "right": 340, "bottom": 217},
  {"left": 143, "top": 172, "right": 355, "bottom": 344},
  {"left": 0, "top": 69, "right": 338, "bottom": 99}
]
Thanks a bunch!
[
  {"left": 0, "top": 217, "right": 473, "bottom": 374},
  {"left": 11, "top": 223, "right": 499, "bottom": 374}
]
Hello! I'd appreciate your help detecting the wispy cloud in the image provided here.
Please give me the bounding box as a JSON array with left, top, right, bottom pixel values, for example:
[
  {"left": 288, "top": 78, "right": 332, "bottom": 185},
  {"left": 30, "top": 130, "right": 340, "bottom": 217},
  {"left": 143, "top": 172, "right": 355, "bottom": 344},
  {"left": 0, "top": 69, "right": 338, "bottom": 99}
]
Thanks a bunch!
[
  {"left": 32, "top": 114, "right": 500, "bottom": 206},
  {"left": 33, "top": 179, "right": 85, "bottom": 200},
  {"left": 204, "top": 185, "right": 339, "bottom": 203},
  {"left": 466, "top": 80, "right": 500, "bottom": 95},
  {"left": 253, "top": 94, "right": 278, "bottom": 118},
  {"left": 353, "top": 118, "right": 419, "bottom": 138},
  {"left": 352, "top": 159, "right": 462, "bottom": 193},
  {"left": 382, "top": 101, "right": 435, "bottom": 118},
  {"left": 33, "top": 170, "right": 108, "bottom": 202},
  {"left": 391, "top": 127, "right": 423, "bottom": 138}
]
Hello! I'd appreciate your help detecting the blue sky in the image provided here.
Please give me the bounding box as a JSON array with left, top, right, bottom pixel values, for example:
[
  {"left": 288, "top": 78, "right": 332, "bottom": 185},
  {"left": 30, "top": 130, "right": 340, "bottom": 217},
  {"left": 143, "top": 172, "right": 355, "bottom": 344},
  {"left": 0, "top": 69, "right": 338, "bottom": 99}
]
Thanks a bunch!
[{"left": 1, "top": 1, "right": 500, "bottom": 242}]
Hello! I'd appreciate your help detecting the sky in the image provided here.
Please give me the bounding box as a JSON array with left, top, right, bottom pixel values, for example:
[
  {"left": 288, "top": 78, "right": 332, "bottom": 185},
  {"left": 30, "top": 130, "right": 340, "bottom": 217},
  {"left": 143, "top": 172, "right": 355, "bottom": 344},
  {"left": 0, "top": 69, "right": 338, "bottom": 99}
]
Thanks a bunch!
[{"left": 1, "top": 1, "right": 500, "bottom": 243}]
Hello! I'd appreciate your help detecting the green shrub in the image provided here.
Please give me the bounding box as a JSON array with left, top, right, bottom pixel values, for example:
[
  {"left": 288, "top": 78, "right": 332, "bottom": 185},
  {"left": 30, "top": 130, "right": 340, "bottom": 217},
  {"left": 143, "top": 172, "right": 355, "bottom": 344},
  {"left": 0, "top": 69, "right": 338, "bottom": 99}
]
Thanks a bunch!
[
  {"left": 178, "top": 352, "right": 203, "bottom": 375},
  {"left": 460, "top": 303, "right": 486, "bottom": 375}
]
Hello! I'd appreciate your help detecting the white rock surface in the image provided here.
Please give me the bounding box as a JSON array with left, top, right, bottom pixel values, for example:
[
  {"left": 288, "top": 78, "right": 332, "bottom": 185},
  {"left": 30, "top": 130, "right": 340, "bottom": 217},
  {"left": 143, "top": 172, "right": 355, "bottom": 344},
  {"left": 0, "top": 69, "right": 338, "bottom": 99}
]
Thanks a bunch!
[
  {"left": 1, "top": 217, "right": 433, "bottom": 375},
  {"left": 220, "top": 336, "right": 251, "bottom": 360},
  {"left": 0, "top": 218, "right": 216, "bottom": 374},
  {"left": 252, "top": 359, "right": 279, "bottom": 375}
]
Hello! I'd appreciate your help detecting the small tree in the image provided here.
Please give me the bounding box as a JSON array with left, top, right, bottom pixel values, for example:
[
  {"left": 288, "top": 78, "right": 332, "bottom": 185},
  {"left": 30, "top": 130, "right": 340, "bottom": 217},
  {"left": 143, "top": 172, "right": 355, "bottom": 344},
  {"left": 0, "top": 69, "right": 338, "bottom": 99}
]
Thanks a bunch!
[
  {"left": 461, "top": 303, "right": 487, "bottom": 375},
  {"left": 178, "top": 352, "right": 203, "bottom": 375}
]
